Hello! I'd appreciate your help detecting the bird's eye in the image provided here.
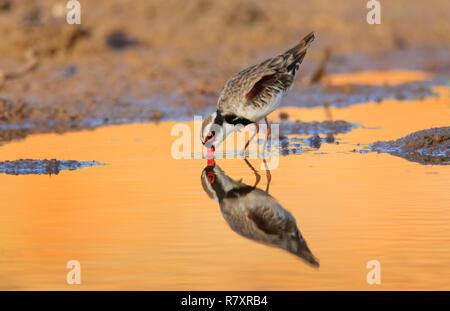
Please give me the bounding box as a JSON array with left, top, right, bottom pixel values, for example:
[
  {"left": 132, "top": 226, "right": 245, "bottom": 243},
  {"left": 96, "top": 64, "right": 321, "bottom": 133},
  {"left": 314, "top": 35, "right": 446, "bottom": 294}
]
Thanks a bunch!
[
  {"left": 207, "top": 171, "right": 215, "bottom": 183},
  {"left": 206, "top": 131, "right": 215, "bottom": 142}
]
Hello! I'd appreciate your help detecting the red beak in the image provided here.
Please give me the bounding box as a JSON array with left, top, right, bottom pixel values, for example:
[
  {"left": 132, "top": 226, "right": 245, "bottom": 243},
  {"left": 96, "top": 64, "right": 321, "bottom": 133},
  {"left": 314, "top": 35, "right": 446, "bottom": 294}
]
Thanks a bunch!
[{"left": 207, "top": 146, "right": 215, "bottom": 166}]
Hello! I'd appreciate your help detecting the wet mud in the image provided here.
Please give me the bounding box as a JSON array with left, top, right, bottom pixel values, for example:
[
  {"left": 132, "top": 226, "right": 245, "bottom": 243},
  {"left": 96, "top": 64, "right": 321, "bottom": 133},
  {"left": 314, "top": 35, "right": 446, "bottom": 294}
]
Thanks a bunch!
[
  {"left": 0, "top": 95, "right": 164, "bottom": 145},
  {"left": 280, "top": 120, "right": 355, "bottom": 136},
  {"left": 287, "top": 78, "right": 441, "bottom": 109},
  {"left": 1, "top": 75, "right": 440, "bottom": 145},
  {"left": 370, "top": 127, "right": 450, "bottom": 165},
  {"left": 0, "top": 159, "right": 106, "bottom": 175},
  {"left": 274, "top": 134, "right": 339, "bottom": 156},
  {"left": 275, "top": 120, "right": 355, "bottom": 154}
]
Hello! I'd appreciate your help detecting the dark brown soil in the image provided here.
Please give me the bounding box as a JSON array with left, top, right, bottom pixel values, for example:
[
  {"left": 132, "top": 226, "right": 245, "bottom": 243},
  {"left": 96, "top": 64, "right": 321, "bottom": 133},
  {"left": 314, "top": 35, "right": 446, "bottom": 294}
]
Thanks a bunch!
[{"left": 371, "top": 127, "right": 450, "bottom": 165}]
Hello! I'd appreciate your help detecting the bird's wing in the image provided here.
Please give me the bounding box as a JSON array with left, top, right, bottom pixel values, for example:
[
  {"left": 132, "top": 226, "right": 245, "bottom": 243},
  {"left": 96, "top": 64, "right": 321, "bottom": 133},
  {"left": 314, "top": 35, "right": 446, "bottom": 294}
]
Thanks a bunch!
[
  {"left": 246, "top": 196, "right": 297, "bottom": 236},
  {"left": 217, "top": 57, "right": 280, "bottom": 114},
  {"left": 217, "top": 32, "right": 315, "bottom": 114},
  {"left": 247, "top": 209, "right": 281, "bottom": 235},
  {"left": 243, "top": 71, "right": 294, "bottom": 109}
]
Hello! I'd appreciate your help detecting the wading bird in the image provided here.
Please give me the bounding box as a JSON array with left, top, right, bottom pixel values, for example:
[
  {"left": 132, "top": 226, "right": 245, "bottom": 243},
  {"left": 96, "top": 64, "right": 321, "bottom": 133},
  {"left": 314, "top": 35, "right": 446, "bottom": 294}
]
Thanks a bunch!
[
  {"left": 201, "top": 32, "right": 315, "bottom": 155},
  {"left": 200, "top": 162, "right": 319, "bottom": 267}
]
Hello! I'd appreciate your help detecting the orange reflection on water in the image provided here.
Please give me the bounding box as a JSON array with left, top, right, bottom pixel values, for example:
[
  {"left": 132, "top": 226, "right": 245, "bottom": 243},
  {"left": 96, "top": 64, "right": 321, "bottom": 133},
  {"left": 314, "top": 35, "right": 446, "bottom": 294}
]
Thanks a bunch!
[{"left": 0, "top": 88, "right": 449, "bottom": 290}]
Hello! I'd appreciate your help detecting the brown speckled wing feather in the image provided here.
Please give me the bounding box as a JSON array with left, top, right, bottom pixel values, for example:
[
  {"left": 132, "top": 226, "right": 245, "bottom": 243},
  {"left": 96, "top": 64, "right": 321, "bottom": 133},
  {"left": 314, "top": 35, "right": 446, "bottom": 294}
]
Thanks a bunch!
[
  {"left": 244, "top": 72, "right": 294, "bottom": 108},
  {"left": 217, "top": 32, "right": 315, "bottom": 114},
  {"left": 217, "top": 57, "right": 284, "bottom": 114}
]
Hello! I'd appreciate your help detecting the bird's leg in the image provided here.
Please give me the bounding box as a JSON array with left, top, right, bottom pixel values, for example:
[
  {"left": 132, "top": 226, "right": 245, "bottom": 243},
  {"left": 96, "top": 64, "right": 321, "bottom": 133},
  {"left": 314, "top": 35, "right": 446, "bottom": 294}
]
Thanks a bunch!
[
  {"left": 241, "top": 122, "right": 259, "bottom": 157},
  {"left": 263, "top": 117, "right": 272, "bottom": 156},
  {"left": 264, "top": 117, "right": 271, "bottom": 142},
  {"left": 323, "top": 101, "right": 333, "bottom": 121},
  {"left": 262, "top": 158, "right": 272, "bottom": 193},
  {"left": 243, "top": 158, "right": 261, "bottom": 188}
]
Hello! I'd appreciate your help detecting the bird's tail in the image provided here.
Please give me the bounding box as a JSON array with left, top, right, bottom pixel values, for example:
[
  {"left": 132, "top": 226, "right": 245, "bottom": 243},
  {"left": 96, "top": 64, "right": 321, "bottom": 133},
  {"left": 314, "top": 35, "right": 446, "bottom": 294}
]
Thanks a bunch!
[
  {"left": 285, "top": 32, "right": 315, "bottom": 71},
  {"left": 286, "top": 232, "right": 320, "bottom": 268}
]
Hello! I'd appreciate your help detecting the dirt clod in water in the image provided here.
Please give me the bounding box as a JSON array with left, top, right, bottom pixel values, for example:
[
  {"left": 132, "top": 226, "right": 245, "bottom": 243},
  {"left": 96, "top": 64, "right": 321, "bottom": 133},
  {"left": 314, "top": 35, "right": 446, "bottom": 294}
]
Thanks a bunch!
[
  {"left": 325, "top": 133, "right": 335, "bottom": 143},
  {"left": 278, "top": 112, "right": 289, "bottom": 121},
  {"left": 0, "top": 159, "right": 106, "bottom": 175},
  {"left": 268, "top": 120, "right": 354, "bottom": 155},
  {"left": 280, "top": 120, "right": 355, "bottom": 136},
  {"left": 308, "top": 135, "right": 322, "bottom": 148},
  {"left": 370, "top": 127, "right": 450, "bottom": 165}
]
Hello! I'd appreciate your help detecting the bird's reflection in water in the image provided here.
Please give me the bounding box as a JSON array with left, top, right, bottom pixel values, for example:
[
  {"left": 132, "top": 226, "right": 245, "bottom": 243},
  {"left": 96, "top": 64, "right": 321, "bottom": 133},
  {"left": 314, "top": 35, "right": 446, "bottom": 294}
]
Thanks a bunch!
[{"left": 201, "top": 160, "right": 319, "bottom": 268}]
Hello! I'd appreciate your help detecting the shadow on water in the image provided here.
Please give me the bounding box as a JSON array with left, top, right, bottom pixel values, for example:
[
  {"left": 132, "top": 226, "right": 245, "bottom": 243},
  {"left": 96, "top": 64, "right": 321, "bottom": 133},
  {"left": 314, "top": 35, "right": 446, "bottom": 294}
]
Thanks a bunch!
[{"left": 200, "top": 160, "right": 319, "bottom": 268}]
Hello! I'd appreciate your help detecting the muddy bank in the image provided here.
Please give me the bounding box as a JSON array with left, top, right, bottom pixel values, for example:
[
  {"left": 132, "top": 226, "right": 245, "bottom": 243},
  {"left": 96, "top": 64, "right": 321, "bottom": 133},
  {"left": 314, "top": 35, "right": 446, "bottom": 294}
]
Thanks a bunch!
[
  {"left": 287, "top": 77, "right": 443, "bottom": 109},
  {"left": 0, "top": 95, "right": 164, "bottom": 144},
  {"left": 0, "top": 76, "right": 442, "bottom": 145},
  {"left": 0, "top": 159, "right": 106, "bottom": 175},
  {"left": 370, "top": 127, "right": 450, "bottom": 165},
  {"left": 259, "top": 120, "right": 356, "bottom": 155}
]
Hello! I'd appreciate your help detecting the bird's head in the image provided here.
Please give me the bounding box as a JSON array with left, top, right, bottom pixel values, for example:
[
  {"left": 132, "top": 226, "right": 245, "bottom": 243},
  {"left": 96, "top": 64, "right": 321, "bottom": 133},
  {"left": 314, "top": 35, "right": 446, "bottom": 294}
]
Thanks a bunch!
[
  {"left": 200, "top": 163, "right": 233, "bottom": 202},
  {"left": 201, "top": 164, "right": 218, "bottom": 201},
  {"left": 200, "top": 111, "right": 225, "bottom": 151}
]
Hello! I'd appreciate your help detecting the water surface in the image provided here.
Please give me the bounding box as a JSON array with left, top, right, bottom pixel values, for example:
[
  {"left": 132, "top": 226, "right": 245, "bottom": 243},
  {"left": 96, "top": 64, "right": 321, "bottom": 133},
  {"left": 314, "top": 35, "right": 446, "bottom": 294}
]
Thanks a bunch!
[{"left": 0, "top": 91, "right": 449, "bottom": 290}]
